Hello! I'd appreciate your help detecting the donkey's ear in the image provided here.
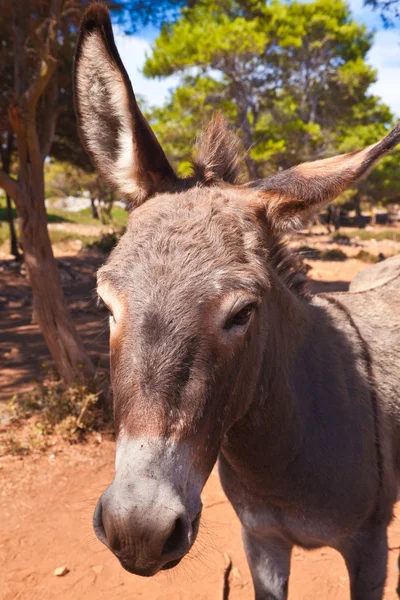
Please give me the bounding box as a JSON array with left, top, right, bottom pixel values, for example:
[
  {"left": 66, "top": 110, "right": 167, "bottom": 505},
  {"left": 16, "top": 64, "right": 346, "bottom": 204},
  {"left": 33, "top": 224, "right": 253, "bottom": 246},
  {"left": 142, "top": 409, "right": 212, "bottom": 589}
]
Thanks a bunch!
[
  {"left": 74, "top": 3, "right": 177, "bottom": 204},
  {"left": 252, "top": 125, "right": 400, "bottom": 230}
]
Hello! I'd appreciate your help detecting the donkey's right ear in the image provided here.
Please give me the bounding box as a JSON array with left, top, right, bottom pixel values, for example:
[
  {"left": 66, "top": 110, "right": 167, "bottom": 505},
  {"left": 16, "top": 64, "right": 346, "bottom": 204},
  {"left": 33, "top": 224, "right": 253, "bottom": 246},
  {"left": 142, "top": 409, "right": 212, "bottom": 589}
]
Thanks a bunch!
[{"left": 74, "top": 3, "right": 177, "bottom": 204}]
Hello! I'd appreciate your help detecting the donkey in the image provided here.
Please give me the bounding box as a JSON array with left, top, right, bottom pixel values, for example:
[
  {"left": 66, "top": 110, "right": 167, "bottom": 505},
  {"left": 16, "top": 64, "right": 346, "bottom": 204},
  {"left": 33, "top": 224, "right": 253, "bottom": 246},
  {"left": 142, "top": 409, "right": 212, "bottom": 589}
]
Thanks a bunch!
[{"left": 74, "top": 5, "right": 400, "bottom": 599}]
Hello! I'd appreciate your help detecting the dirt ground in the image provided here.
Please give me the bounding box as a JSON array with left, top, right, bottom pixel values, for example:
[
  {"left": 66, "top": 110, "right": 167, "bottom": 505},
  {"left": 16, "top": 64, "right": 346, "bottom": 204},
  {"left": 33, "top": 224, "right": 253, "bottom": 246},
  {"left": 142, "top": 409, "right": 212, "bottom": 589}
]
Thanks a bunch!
[
  {"left": 2, "top": 442, "right": 400, "bottom": 600},
  {"left": 1, "top": 226, "right": 400, "bottom": 599}
]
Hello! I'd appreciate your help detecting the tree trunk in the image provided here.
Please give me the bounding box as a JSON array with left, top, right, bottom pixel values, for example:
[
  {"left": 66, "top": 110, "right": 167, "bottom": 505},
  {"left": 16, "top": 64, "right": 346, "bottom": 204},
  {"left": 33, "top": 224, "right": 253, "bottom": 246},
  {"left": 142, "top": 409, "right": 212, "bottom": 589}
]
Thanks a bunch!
[
  {"left": 353, "top": 194, "right": 364, "bottom": 228},
  {"left": 240, "top": 114, "right": 258, "bottom": 180},
  {"left": 6, "top": 94, "right": 95, "bottom": 386},
  {"left": 244, "top": 154, "right": 258, "bottom": 181},
  {"left": 17, "top": 166, "right": 94, "bottom": 385},
  {"left": 3, "top": 0, "right": 96, "bottom": 387},
  {"left": 232, "top": 75, "right": 259, "bottom": 181},
  {"left": 6, "top": 193, "right": 20, "bottom": 259},
  {"left": 1, "top": 132, "right": 21, "bottom": 260},
  {"left": 90, "top": 196, "right": 99, "bottom": 219},
  {"left": 333, "top": 204, "right": 340, "bottom": 231}
]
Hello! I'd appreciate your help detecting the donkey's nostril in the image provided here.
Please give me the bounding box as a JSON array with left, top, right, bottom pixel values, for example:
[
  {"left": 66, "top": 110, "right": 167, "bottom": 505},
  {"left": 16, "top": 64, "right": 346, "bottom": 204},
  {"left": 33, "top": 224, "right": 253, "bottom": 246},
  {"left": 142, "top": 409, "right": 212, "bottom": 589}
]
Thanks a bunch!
[
  {"left": 162, "top": 518, "right": 185, "bottom": 556},
  {"left": 191, "top": 510, "right": 201, "bottom": 534},
  {"left": 93, "top": 498, "right": 121, "bottom": 552},
  {"left": 93, "top": 499, "right": 108, "bottom": 545}
]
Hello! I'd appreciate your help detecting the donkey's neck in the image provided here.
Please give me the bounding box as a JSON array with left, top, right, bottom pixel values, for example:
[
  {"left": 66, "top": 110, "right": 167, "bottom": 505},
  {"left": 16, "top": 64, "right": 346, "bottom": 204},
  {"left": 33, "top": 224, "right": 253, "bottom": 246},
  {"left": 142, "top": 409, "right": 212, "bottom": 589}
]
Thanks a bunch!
[
  {"left": 220, "top": 275, "right": 359, "bottom": 505},
  {"left": 221, "top": 273, "right": 310, "bottom": 491}
]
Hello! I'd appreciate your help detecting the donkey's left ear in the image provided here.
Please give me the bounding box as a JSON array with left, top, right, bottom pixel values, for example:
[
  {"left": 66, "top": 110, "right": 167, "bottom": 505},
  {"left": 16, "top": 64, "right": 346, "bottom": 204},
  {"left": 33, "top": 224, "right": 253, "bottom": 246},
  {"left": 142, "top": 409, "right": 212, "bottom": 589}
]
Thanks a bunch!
[
  {"left": 74, "top": 3, "right": 177, "bottom": 204},
  {"left": 250, "top": 125, "right": 400, "bottom": 230}
]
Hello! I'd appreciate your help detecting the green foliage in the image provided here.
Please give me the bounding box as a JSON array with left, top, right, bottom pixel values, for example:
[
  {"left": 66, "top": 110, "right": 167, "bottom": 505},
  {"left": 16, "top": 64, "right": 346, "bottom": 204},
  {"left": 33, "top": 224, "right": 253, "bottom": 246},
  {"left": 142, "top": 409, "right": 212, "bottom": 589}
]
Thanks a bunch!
[
  {"left": 346, "top": 228, "right": 400, "bottom": 240},
  {"left": 0, "top": 223, "right": 11, "bottom": 247},
  {"left": 148, "top": 75, "right": 238, "bottom": 174},
  {"left": 145, "top": 0, "right": 400, "bottom": 204},
  {"left": 44, "top": 161, "right": 92, "bottom": 198},
  {"left": 0, "top": 435, "right": 31, "bottom": 457},
  {"left": 144, "top": 4, "right": 268, "bottom": 76}
]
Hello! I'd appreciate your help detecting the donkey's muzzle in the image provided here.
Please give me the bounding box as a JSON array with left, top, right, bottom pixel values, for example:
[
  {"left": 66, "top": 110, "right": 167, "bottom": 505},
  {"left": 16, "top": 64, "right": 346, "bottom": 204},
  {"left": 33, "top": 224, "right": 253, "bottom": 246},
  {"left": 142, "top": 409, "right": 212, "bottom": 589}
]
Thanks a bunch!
[{"left": 93, "top": 485, "right": 201, "bottom": 576}]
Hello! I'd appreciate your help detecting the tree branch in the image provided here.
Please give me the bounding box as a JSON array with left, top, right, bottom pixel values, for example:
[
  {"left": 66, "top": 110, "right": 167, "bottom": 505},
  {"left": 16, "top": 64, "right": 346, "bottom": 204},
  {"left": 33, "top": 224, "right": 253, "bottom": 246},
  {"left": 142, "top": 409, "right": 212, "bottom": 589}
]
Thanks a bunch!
[
  {"left": 25, "top": 54, "right": 58, "bottom": 112},
  {"left": 21, "top": 0, "right": 64, "bottom": 165},
  {"left": 39, "top": 79, "right": 62, "bottom": 161}
]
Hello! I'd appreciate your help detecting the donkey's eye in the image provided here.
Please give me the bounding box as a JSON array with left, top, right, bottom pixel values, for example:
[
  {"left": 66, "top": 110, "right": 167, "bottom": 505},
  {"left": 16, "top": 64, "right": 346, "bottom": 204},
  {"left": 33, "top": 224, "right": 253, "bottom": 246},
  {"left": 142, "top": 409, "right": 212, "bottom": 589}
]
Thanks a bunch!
[
  {"left": 97, "top": 296, "right": 115, "bottom": 322},
  {"left": 225, "top": 302, "right": 257, "bottom": 329}
]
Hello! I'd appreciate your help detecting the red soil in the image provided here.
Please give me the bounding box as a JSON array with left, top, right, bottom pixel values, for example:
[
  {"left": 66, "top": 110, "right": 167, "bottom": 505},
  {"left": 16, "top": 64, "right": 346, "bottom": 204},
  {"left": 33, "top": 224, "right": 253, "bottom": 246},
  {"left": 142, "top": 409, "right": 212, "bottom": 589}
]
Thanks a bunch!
[{"left": 1, "top": 441, "right": 400, "bottom": 600}]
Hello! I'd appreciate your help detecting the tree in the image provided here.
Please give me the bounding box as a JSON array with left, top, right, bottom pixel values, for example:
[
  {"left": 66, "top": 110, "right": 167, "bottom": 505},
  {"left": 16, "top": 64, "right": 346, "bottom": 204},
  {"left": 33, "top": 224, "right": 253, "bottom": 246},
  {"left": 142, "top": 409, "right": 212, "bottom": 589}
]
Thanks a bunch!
[
  {"left": 0, "top": 0, "right": 97, "bottom": 385},
  {"left": 147, "top": 76, "right": 238, "bottom": 176},
  {"left": 0, "top": 0, "right": 200, "bottom": 386},
  {"left": 144, "top": 0, "right": 280, "bottom": 178},
  {"left": 145, "top": 0, "right": 399, "bottom": 194},
  {"left": 0, "top": 11, "right": 20, "bottom": 259}
]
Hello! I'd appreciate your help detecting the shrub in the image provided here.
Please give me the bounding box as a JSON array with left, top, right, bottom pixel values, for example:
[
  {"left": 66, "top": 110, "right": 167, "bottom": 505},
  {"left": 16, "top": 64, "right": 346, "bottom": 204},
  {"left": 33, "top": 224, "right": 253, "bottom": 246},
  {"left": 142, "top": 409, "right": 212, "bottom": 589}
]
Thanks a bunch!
[
  {"left": 321, "top": 249, "right": 347, "bottom": 261},
  {"left": 355, "top": 250, "right": 380, "bottom": 263},
  {"left": 0, "top": 435, "right": 30, "bottom": 457},
  {"left": 331, "top": 233, "right": 351, "bottom": 245},
  {"left": 1, "top": 374, "right": 112, "bottom": 453},
  {"left": 86, "top": 229, "right": 125, "bottom": 254}
]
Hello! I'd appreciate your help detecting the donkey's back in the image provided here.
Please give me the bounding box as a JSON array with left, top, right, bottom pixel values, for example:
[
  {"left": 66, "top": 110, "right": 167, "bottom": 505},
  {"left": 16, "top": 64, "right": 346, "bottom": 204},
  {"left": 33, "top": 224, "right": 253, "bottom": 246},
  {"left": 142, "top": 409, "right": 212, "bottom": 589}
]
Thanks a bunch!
[
  {"left": 331, "top": 256, "right": 400, "bottom": 479},
  {"left": 350, "top": 253, "right": 400, "bottom": 293}
]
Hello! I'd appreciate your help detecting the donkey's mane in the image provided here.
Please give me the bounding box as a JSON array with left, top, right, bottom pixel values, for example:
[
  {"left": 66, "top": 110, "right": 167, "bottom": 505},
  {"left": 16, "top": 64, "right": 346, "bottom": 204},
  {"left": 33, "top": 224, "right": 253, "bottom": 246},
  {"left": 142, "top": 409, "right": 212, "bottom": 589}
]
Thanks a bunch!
[
  {"left": 268, "top": 234, "right": 310, "bottom": 298},
  {"left": 192, "top": 113, "right": 243, "bottom": 185},
  {"left": 192, "top": 114, "right": 310, "bottom": 298}
]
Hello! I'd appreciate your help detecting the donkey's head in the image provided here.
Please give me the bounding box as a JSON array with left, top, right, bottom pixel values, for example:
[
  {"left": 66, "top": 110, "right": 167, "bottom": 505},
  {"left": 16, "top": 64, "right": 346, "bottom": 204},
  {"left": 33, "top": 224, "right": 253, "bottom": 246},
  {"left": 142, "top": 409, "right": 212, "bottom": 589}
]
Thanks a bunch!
[{"left": 75, "top": 3, "right": 400, "bottom": 577}]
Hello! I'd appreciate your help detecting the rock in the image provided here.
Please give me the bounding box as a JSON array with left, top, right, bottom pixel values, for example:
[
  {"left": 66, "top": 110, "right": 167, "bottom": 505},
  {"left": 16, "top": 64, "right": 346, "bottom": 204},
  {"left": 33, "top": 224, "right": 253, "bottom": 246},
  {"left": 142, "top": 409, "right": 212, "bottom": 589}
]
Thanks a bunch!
[
  {"left": 54, "top": 566, "right": 69, "bottom": 577},
  {"left": 350, "top": 253, "right": 400, "bottom": 292},
  {"left": 232, "top": 567, "right": 242, "bottom": 580},
  {"left": 92, "top": 565, "right": 103, "bottom": 575}
]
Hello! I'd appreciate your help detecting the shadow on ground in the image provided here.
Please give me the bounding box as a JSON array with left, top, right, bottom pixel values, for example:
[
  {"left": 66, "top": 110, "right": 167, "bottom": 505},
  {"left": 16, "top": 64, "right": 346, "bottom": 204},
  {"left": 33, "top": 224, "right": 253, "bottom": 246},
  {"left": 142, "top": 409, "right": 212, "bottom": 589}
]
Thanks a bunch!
[
  {"left": 309, "top": 280, "right": 350, "bottom": 294},
  {"left": 0, "top": 252, "right": 108, "bottom": 400}
]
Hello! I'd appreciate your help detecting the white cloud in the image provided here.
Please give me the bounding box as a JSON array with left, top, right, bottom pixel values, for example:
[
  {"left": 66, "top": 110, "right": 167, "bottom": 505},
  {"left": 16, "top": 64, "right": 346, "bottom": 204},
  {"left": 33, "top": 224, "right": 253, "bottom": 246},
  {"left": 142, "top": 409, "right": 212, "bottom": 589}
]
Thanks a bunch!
[{"left": 115, "top": 33, "right": 179, "bottom": 107}]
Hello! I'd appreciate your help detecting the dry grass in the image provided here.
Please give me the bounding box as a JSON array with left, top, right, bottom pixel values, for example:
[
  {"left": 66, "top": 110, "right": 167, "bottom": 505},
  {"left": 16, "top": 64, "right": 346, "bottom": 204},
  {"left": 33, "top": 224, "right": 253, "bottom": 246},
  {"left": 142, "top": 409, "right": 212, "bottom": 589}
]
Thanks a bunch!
[
  {"left": 354, "top": 250, "right": 380, "bottom": 263},
  {"left": 0, "top": 374, "right": 113, "bottom": 456}
]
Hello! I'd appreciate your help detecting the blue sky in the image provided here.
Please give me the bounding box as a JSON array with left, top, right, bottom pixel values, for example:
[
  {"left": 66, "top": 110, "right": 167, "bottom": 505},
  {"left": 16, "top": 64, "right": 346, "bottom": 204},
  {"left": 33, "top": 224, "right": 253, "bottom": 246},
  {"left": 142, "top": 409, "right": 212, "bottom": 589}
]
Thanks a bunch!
[{"left": 115, "top": 0, "right": 400, "bottom": 117}]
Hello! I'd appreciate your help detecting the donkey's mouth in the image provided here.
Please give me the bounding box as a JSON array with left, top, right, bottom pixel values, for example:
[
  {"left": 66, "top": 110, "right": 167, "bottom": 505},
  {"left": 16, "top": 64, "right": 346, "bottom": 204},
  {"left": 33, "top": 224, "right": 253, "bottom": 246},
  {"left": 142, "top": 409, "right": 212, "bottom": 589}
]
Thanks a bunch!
[{"left": 119, "top": 560, "right": 160, "bottom": 578}]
